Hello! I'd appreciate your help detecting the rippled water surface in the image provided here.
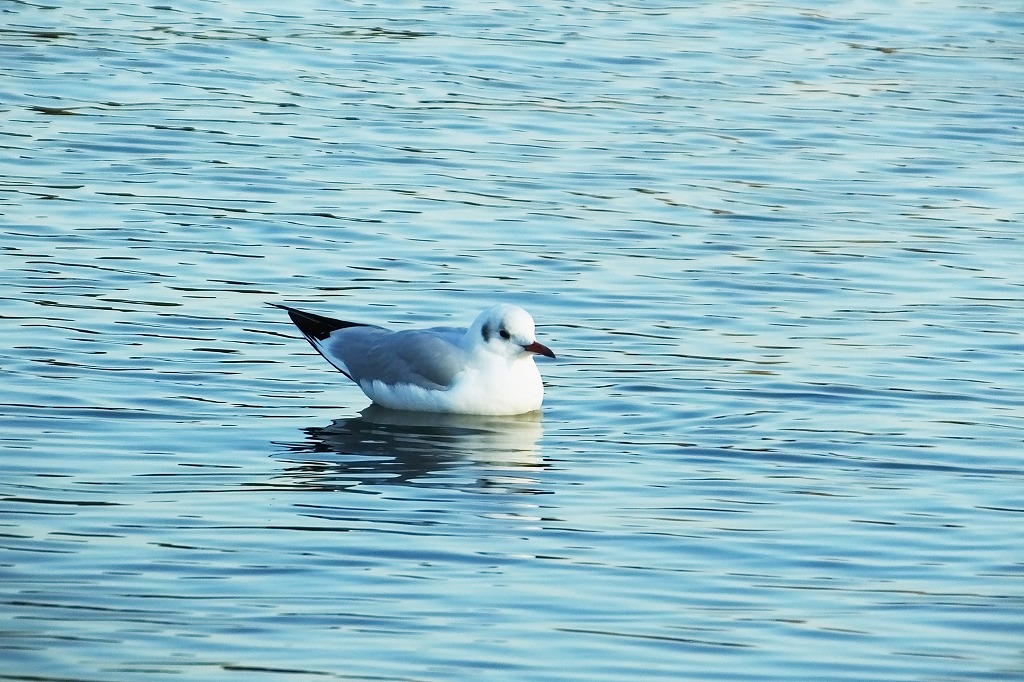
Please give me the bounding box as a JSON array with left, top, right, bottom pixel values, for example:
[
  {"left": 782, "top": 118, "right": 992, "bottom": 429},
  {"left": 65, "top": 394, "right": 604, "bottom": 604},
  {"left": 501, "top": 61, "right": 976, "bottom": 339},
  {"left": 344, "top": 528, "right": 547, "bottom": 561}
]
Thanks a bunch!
[{"left": 2, "top": 1, "right": 1023, "bottom": 680}]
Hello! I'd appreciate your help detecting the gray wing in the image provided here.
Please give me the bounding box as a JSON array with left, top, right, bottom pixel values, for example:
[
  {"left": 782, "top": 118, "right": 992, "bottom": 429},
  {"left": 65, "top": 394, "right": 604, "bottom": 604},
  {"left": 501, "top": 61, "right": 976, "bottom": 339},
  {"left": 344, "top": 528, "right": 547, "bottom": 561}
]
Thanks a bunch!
[{"left": 323, "top": 326, "right": 469, "bottom": 391}]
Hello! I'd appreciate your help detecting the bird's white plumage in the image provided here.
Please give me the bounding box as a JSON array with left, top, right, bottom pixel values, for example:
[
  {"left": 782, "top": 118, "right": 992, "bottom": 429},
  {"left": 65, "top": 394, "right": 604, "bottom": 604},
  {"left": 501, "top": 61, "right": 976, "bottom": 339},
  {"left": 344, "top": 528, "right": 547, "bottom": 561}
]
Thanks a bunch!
[{"left": 276, "top": 303, "right": 555, "bottom": 415}]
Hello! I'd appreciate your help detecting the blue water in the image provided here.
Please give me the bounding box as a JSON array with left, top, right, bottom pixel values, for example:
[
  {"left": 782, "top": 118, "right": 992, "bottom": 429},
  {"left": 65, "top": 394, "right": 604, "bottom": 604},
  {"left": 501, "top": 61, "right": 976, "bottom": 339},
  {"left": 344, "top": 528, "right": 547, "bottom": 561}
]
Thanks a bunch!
[{"left": 2, "top": 1, "right": 1023, "bottom": 680}]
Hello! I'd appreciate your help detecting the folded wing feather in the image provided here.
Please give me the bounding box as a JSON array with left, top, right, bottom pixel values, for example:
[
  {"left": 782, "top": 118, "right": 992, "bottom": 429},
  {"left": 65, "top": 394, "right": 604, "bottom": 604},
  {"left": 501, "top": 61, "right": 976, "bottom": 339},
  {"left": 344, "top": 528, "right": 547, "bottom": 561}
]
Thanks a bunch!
[{"left": 326, "top": 327, "right": 468, "bottom": 391}]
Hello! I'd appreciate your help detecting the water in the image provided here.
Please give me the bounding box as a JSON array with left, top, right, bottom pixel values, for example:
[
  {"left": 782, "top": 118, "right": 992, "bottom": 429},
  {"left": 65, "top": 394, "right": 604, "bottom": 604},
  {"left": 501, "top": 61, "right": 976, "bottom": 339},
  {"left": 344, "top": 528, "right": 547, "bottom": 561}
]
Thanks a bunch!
[{"left": 2, "top": 1, "right": 1023, "bottom": 680}]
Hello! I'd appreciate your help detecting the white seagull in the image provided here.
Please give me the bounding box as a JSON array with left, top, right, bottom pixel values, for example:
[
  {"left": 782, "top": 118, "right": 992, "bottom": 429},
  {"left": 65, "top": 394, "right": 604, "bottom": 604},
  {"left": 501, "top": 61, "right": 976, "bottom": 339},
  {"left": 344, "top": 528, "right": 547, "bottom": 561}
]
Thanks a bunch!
[{"left": 272, "top": 303, "right": 555, "bottom": 415}]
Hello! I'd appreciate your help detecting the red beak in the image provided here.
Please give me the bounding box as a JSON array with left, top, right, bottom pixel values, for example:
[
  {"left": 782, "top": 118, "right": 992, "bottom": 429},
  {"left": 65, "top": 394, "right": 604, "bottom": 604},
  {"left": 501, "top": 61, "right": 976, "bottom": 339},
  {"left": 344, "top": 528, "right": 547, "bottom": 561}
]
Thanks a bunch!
[{"left": 523, "top": 341, "right": 556, "bottom": 359}]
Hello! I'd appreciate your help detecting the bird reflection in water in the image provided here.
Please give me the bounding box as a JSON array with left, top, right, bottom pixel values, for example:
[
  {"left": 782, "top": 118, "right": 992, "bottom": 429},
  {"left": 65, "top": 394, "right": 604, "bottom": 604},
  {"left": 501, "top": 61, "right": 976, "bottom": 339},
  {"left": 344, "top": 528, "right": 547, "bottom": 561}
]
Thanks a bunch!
[{"left": 274, "top": 405, "right": 548, "bottom": 493}]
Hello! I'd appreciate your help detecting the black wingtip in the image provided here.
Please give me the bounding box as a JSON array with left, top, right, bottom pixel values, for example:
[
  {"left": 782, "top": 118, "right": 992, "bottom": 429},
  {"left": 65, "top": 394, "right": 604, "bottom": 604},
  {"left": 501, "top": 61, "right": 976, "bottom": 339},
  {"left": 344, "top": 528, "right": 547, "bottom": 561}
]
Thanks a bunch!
[{"left": 269, "top": 303, "right": 366, "bottom": 341}]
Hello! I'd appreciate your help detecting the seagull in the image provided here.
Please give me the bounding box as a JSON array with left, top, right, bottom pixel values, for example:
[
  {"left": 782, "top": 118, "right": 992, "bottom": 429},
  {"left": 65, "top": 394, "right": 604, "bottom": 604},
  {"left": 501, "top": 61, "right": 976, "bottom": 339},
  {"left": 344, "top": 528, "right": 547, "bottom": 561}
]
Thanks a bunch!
[{"left": 272, "top": 303, "right": 555, "bottom": 415}]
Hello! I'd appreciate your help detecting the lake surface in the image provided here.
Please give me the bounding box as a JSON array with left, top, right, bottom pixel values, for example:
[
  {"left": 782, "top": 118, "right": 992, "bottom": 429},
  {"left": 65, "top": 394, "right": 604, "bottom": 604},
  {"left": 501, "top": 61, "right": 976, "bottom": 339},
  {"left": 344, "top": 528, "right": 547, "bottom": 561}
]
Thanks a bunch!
[{"left": 2, "top": 1, "right": 1023, "bottom": 680}]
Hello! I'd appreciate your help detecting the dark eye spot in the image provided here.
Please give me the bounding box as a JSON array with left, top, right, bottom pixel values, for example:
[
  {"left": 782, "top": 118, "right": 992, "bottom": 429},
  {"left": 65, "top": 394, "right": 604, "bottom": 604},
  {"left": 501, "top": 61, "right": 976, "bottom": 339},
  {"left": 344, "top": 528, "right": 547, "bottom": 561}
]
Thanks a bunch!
[
  {"left": 481, "top": 322, "right": 492, "bottom": 341},
  {"left": 499, "top": 328, "right": 511, "bottom": 340}
]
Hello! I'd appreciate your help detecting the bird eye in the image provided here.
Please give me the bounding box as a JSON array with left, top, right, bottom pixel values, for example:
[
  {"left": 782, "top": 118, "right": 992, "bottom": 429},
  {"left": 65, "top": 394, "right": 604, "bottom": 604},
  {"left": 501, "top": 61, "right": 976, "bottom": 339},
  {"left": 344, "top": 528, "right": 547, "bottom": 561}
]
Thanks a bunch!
[{"left": 499, "top": 328, "right": 511, "bottom": 340}]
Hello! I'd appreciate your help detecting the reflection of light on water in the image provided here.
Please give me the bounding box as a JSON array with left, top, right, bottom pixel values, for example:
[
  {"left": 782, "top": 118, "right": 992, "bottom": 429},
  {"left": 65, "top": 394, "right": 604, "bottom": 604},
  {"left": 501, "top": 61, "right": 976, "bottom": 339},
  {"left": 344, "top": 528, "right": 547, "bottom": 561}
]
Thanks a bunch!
[{"left": 273, "top": 405, "right": 546, "bottom": 492}]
